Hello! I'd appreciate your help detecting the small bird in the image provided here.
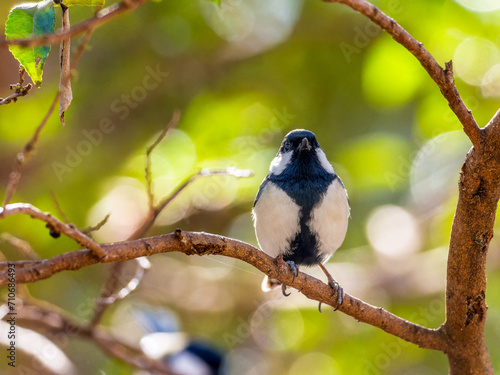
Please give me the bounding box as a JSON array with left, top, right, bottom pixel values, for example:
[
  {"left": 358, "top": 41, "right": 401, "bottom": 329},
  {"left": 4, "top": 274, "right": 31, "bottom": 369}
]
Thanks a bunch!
[
  {"left": 252, "top": 129, "right": 350, "bottom": 311},
  {"left": 133, "top": 306, "right": 225, "bottom": 375}
]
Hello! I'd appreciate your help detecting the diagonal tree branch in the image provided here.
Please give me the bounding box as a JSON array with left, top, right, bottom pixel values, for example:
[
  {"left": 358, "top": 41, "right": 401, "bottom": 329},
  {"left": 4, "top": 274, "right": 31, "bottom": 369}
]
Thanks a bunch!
[
  {"left": 145, "top": 109, "right": 181, "bottom": 209},
  {"left": 484, "top": 108, "right": 500, "bottom": 137},
  {"left": 0, "top": 203, "right": 106, "bottom": 259},
  {"left": 130, "top": 167, "right": 253, "bottom": 241},
  {"left": 12, "top": 300, "right": 173, "bottom": 374},
  {"left": 0, "top": 230, "right": 448, "bottom": 352},
  {"left": 82, "top": 214, "right": 110, "bottom": 235},
  {"left": 324, "top": 0, "right": 482, "bottom": 148},
  {"left": 0, "top": 233, "right": 38, "bottom": 260},
  {"left": 2, "top": 92, "right": 60, "bottom": 207}
]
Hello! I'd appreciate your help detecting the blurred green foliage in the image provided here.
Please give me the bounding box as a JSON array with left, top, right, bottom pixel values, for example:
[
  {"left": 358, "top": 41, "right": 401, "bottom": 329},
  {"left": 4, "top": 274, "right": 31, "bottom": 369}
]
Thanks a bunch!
[{"left": 1, "top": 0, "right": 500, "bottom": 374}]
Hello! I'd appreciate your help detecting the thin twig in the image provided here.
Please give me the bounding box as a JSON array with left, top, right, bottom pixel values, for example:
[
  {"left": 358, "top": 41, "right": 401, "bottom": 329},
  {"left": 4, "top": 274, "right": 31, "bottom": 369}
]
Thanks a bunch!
[
  {"left": 1, "top": 0, "right": 148, "bottom": 49},
  {"left": 158, "top": 167, "right": 253, "bottom": 214},
  {"left": 92, "top": 328, "right": 172, "bottom": 374},
  {"left": 71, "top": 30, "right": 93, "bottom": 74},
  {"left": 145, "top": 110, "right": 181, "bottom": 208},
  {"left": 0, "top": 233, "right": 38, "bottom": 260},
  {"left": 324, "top": 0, "right": 482, "bottom": 148},
  {"left": 50, "top": 191, "right": 70, "bottom": 224},
  {"left": 0, "top": 67, "right": 33, "bottom": 105},
  {"left": 89, "top": 257, "right": 151, "bottom": 327},
  {"left": 128, "top": 167, "right": 253, "bottom": 241},
  {"left": 0, "top": 87, "right": 32, "bottom": 105},
  {"left": 10, "top": 300, "right": 173, "bottom": 374},
  {"left": 82, "top": 214, "right": 111, "bottom": 235},
  {"left": 0, "top": 203, "right": 106, "bottom": 259},
  {"left": 0, "top": 231, "right": 448, "bottom": 352},
  {"left": 90, "top": 111, "right": 181, "bottom": 327},
  {"left": 2, "top": 92, "right": 60, "bottom": 207}
]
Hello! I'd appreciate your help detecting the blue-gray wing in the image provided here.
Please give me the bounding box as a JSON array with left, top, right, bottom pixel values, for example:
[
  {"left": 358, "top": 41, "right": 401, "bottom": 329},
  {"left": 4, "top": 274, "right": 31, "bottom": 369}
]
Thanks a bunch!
[{"left": 253, "top": 176, "right": 270, "bottom": 207}]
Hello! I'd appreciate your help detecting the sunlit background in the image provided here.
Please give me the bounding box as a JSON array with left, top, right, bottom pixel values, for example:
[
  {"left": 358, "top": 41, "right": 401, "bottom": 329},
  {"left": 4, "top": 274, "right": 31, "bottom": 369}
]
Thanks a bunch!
[{"left": 1, "top": 0, "right": 500, "bottom": 373}]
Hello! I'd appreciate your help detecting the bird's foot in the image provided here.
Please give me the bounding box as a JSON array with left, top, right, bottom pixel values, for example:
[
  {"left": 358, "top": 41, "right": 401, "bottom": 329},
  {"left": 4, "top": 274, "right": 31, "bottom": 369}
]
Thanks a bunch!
[
  {"left": 281, "top": 284, "right": 290, "bottom": 297},
  {"left": 277, "top": 257, "right": 299, "bottom": 297},
  {"left": 318, "top": 263, "right": 344, "bottom": 312},
  {"left": 285, "top": 260, "right": 299, "bottom": 282},
  {"left": 328, "top": 279, "right": 344, "bottom": 311}
]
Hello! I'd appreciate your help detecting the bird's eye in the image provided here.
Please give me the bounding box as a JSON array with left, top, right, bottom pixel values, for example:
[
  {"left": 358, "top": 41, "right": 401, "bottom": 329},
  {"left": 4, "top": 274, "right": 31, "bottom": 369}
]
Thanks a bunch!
[{"left": 282, "top": 142, "right": 291, "bottom": 152}]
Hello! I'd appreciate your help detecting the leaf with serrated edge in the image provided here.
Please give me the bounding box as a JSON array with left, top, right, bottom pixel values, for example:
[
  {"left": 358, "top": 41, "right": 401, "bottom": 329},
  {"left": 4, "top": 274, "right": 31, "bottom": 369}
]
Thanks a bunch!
[{"left": 5, "top": 0, "right": 55, "bottom": 87}]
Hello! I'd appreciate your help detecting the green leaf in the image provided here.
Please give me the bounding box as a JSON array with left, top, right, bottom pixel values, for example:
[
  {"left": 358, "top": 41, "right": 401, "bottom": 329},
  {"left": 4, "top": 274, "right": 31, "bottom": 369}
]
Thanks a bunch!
[
  {"left": 62, "top": 0, "right": 105, "bottom": 6},
  {"left": 5, "top": 0, "right": 55, "bottom": 87},
  {"left": 206, "top": 0, "right": 221, "bottom": 5}
]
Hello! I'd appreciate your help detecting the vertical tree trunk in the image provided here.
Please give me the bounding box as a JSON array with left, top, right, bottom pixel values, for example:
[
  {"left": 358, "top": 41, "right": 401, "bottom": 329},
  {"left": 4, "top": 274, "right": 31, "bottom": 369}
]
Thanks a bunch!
[{"left": 445, "top": 126, "right": 500, "bottom": 374}]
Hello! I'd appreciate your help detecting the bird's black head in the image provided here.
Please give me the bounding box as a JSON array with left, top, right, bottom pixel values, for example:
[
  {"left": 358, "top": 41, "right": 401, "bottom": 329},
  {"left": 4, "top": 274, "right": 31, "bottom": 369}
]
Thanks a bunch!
[
  {"left": 269, "top": 129, "right": 333, "bottom": 177},
  {"left": 280, "top": 129, "right": 320, "bottom": 154}
]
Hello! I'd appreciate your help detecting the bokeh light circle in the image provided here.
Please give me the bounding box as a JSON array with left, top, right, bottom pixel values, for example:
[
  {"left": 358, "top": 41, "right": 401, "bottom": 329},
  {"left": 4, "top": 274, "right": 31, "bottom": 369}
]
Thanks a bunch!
[
  {"left": 366, "top": 205, "right": 420, "bottom": 258},
  {"left": 453, "top": 37, "right": 500, "bottom": 86},
  {"left": 250, "top": 300, "right": 304, "bottom": 350},
  {"left": 454, "top": 0, "right": 500, "bottom": 12}
]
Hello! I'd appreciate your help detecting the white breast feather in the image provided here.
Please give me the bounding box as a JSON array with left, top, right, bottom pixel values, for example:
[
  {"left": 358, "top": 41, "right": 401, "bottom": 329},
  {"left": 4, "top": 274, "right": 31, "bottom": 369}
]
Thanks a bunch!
[
  {"left": 269, "top": 151, "right": 292, "bottom": 175},
  {"left": 252, "top": 182, "right": 300, "bottom": 258},
  {"left": 309, "top": 179, "right": 350, "bottom": 260},
  {"left": 316, "top": 149, "right": 335, "bottom": 174}
]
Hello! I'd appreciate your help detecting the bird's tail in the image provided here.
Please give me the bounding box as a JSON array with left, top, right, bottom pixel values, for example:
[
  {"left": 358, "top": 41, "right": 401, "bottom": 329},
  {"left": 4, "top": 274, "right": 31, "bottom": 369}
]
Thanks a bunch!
[{"left": 261, "top": 275, "right": 282, "bottom": 292}]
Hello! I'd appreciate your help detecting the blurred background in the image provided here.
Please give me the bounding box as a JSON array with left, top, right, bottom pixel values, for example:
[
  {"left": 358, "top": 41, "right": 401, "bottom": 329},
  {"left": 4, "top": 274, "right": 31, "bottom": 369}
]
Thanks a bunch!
[{"left": 1, "top": 0, "right": 500, "bottom": 373}]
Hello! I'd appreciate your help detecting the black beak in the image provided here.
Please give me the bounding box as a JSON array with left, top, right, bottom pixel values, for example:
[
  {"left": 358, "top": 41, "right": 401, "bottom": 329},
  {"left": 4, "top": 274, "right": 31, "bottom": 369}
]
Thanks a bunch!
[{"left": 298, "top": 137, "right": 311, "bottom": 152}]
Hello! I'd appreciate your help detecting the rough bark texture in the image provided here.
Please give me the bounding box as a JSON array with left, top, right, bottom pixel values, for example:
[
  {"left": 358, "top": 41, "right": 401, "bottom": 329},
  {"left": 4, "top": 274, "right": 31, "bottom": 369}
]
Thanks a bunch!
[{"left": 443, "top": 122, "right": 500, "bottom": 374}]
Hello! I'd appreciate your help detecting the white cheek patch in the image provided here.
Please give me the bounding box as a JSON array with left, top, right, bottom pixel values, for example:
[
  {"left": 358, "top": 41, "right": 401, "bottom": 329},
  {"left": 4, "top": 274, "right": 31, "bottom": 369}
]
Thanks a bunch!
[
  {"left": 252, "top": 182, "right": 300, "bottom": 258},
  {"left": 316, "top": 149, "right": 335, "bottom": 174},
  {"left": 269, "top": 151, "right": 292, "bottom": 175},
  {"left": 309, "top": 179, "right": 350, "bottom": 260}
]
